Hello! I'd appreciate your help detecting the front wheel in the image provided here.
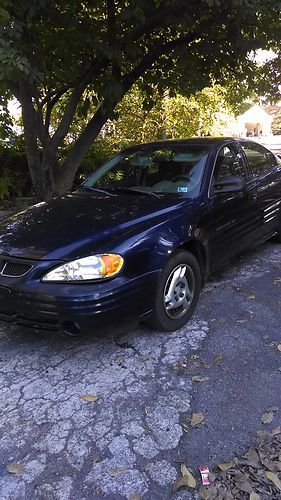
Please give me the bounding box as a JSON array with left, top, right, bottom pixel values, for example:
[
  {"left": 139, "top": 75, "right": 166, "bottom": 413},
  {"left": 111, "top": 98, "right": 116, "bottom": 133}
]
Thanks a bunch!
[{"left": 148, "top": 250, "right": 201, "bottom": 331}]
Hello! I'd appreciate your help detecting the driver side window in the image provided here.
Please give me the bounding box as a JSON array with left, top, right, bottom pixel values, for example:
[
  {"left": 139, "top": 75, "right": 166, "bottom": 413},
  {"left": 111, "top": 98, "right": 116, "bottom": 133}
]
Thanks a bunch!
[{"left": 213, "top": 145, "right": 247, "bottom": 181}]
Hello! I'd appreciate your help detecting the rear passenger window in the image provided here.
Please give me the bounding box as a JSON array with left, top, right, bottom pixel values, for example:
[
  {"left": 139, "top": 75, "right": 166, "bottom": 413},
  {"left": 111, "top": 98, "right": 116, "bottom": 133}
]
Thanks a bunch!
[{"left": 240, "top": 142, "right": 277, "bottom": 178}]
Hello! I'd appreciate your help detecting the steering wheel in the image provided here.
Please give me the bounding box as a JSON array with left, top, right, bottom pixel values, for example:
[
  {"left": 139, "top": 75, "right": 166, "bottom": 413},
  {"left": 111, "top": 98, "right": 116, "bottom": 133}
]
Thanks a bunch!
[{"left": 171, "top": 175, "right": 189, "bottom": 182}]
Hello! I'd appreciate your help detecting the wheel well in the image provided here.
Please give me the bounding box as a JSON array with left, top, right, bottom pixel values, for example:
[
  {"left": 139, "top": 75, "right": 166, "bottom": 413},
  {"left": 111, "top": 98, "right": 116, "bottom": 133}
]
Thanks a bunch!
[{"left": 178, "top": 240, "right": 207, "bottom": 282}]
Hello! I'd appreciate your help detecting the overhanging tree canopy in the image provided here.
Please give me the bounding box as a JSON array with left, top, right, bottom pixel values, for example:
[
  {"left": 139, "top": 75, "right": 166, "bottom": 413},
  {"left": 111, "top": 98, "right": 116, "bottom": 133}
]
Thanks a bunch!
[{"left": 0, "top": 0, "right": 280, "bottom": 200}]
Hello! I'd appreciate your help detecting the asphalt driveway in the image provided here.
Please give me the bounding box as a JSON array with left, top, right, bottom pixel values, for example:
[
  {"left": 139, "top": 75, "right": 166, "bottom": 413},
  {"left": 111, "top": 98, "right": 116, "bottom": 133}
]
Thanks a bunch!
[{"left": 0, "top": 242, "right": 280, "bottom": 499}]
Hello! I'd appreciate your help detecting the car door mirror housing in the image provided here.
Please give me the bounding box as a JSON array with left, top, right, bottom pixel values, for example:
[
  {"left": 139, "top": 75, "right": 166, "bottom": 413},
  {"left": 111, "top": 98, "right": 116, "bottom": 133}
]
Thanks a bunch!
[{"left": 213, "top": 175, "right": 246, "bottom": 194}]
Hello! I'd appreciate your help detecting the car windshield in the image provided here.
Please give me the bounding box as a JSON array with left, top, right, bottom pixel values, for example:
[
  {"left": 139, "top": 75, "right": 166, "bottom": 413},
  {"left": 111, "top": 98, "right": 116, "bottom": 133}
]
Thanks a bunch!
[{"left": 83, "top": 145, "right": 210, "bottom": 197}]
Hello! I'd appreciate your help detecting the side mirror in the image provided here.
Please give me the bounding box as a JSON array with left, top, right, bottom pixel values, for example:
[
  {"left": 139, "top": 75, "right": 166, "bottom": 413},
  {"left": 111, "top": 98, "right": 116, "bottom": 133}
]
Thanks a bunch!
[{"left": 213, "top": 175, "right": 246, "bottom": 194}]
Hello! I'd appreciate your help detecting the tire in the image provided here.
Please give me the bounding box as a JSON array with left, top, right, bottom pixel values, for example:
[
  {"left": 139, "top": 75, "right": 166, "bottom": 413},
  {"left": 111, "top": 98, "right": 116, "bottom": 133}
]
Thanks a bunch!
[{"left": 148, "top": 250, "right": 201, "bottom": 331}]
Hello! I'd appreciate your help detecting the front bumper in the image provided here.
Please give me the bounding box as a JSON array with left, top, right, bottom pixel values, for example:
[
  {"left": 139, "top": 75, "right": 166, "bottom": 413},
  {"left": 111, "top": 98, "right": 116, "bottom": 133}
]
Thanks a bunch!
[{"left": 0, "top": 262, "right": 159, "bottom": 334}]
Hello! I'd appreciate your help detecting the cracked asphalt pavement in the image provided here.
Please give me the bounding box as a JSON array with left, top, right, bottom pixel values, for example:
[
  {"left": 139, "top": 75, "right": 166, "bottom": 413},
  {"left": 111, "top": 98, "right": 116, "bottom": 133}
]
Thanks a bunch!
[{"left": 0, "top": 242, "right": 280, "bottom": 499}]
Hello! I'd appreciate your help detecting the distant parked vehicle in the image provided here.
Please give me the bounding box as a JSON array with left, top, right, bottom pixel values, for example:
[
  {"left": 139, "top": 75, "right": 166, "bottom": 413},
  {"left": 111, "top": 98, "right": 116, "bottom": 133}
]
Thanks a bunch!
[{"left": 0, "top": 138, "right": 280, "bottom": 334}]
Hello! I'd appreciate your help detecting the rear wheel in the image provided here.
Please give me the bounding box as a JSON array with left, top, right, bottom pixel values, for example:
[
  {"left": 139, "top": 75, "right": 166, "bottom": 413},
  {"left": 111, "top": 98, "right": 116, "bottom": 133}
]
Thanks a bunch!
[{"left": 148, "top": 250, "right": 201, "bottom": 331}]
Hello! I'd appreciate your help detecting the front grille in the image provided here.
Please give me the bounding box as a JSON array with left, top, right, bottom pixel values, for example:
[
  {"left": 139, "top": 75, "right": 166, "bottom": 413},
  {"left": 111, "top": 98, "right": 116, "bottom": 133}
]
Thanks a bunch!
[{"left": 1, "top": 261, "right": 33, "bottom": 277}]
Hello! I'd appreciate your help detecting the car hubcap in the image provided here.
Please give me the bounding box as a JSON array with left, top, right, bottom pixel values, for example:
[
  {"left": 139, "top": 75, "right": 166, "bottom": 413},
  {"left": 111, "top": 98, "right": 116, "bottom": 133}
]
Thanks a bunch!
[{"left": 163, "top": 264, "right": 195, "bottom": 320}]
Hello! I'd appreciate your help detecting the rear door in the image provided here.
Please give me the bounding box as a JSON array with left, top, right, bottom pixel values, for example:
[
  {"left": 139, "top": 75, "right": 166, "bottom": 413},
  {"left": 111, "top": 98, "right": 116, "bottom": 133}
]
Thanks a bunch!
[
  {"left": 240, "top": 141, "right": 281, "bottom": 238},
  {"left": 207, "top": 142, "right": 260, "bottom": 271}
]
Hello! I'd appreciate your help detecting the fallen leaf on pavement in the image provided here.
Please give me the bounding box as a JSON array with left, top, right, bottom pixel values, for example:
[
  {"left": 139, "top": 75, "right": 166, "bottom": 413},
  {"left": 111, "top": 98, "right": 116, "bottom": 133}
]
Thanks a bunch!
[
  {"left": 172, "top": 361, "right": 185, "bottom": 371},
  {"left": 250, "top": 493, "right": 261, "bottom": 500},
  {"left": 92, "top": 455, "right": 101, "bottom": 464},
  {"left": 107, "top": 467, "right": 127, "bottom": 477},
  {"left": 207, "top": 426, "right": 281, "bottom": 498},
  {"left": 217, "top": 461, "right": 235, "bottom": 471},
  {"left": 265, "top": 471, "right": 281, "bottom": 490},
  {"left": 173, "top": 466, "right": 196, "bottom": 493},
  {"left": 199, "top": 485, "right": 218, "bottom": 499},
  {"left": 192, "top": 375, "right": 210, "bottom": 382},
  {"left": 92, "top": 486, "right": 101, "bottom": 496},
  {"left": 129, "top": 494, "right": 142, "bottom": 500},
  {"left": 235, "top": 480, "right": 253, "bottom": 493},
  {"left": 190, "top": 412, "right": 204, "bottom": 427},
  {"left": 261, "top": 411, "right": 274, "bottom": 424},
  {"left": 181, "top": 464, "right": 196, "bottom": 487},
  {"left": 198, "top": 486, "right": 209, "bottom": 499},
  {"left": 256, "top": 429, "right": 272, "bottom": 441},
  {"left": 6, "top": 462, "right": 27, "bottom": 475},
  {"left": 264, "top": 461, "right": 281, "bottom": 472},
  {"left": 214, "top": 352, "right": 222, "bottom": 363},
  {"left": 139, "top": 354, "right": 150, "bottom": 362},
  {"left": 80, "top": 394, "right": 99, "bottom": 402},
  {"left": 243, "top": 449, "right": 259, "bottom": 462},
  {"left": 247, "top": 294, "right": 256, "bottom": 300},
  {"left": 278, "top": 344, "right": 281, "bottom": 352},
  {"left": 144, "top": 426, "right": 152, "bottom": 434},
  {"left": 267, "top": 406, "right": 279, "bottom": 412},
  {"left": 224, "top": 493, "right": 235, "bottom": 500},
  {"left": 173, "top": 476, "right": 190, "bottom": 492},
  {"left": 220, "top": 366, "right": 230, "bottom": 374}
]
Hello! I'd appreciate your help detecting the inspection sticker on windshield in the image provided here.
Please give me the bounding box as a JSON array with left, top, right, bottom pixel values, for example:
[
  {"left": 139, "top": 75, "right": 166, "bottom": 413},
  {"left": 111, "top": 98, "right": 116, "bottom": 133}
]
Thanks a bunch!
[{"left": 177, "top": 186, "right": 188, "bottom": 193}]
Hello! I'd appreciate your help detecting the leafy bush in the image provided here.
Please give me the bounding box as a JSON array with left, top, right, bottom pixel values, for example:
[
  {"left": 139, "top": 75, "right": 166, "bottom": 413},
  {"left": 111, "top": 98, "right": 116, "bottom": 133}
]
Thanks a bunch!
[
  {"left": 0, "top": 169, "right": 14, "bottom": 200},
  {"left": 0, "top": 143, "right": 32, "bottom": 201}
]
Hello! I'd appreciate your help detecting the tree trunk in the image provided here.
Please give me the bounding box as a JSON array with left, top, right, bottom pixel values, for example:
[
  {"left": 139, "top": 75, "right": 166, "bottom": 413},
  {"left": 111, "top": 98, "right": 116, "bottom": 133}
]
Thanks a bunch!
[
  {"left": 20, "top": 84, "right": 125, "bottom": 201},
  {"left": 54, "top": 106, "right": 111, "bottom": 195},
  {"left": 20, "top": 84, "right": 48, "bottom": 201}
]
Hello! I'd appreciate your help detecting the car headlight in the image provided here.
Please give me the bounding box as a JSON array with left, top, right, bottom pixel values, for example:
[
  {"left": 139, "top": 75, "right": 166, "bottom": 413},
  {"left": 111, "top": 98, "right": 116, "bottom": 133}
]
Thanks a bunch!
[{"left": 42, "top": 254, "right": 124, "bottom": 282}]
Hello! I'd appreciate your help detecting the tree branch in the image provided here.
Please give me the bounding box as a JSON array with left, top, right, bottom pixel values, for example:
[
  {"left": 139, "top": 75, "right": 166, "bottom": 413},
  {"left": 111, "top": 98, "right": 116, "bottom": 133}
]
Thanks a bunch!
[
  {"left": 40, "top": 84, "right": 73, "bottom": 107},
  {"left": 44, "top": 87, "right": 70, "bottom": 134},
  {"left": 107, "top": 0, "right": 116, "bottom": 36},
  {"left": 122, "top": 32, "right": 199, "bottom": 91},
  {"left": 127, "top": 2, "right": 192, "bottom": 43},
  {"left": 107, "top": 0, "right": 121, "bottom": 82},
  {"left": 49, "top": 56, "right": 110, "bottom": 150},
  {"left": 59, "top": 31, "right": 200, "bottom": 183}
]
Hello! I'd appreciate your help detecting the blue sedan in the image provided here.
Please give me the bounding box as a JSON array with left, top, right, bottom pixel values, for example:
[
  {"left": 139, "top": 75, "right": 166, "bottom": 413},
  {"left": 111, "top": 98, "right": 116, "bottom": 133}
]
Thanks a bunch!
[{"left": 0, "top": 138, "right": 280, "bottom": 334}]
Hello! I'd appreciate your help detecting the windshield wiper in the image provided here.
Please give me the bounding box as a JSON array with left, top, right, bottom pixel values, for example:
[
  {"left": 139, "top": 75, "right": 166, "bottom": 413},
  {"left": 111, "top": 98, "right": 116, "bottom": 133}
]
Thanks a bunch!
[
  {"left": 78, "top": 186, "right": 115, "bottom": 197},
  {"left": 112, "top": 187, "right": 161, "bottom": 198}
]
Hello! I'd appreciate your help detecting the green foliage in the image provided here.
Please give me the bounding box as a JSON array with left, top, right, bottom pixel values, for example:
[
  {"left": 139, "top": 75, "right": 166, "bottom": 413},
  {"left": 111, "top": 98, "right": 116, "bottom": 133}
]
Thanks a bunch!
[
  {"left": 0, "top": 0, "right": 280, "bottom": 198},
  {"left": 0, "top": 169, "right": 14, "bottom": 200},
  {"left": 0, "top": 143, "right": 31, "bottom": 200},
  {"left": 79, "top": 84, "right": 237, "bottom": 177},
  {"left": 0, "top": 93, "right": 14, "bottom": 142}
]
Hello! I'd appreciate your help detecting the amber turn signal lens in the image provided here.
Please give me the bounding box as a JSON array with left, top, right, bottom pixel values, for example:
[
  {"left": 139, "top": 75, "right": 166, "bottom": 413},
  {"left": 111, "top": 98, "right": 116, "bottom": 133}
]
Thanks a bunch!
[{"left": 100, "top": 254, "right": 124, "bottom": 277}]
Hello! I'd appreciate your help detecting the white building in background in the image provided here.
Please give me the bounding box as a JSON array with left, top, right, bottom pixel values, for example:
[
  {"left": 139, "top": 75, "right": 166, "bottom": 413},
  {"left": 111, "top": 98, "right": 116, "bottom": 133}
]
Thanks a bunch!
[{"left": 237, "top": 104, "right": 273, "bottom": 137}]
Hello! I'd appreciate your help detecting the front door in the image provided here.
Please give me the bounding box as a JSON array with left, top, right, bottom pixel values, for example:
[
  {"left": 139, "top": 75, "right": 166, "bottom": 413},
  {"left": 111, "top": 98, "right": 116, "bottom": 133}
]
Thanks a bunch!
[{"left": 207, "top": 143, "right": 260, "bottom": 271}]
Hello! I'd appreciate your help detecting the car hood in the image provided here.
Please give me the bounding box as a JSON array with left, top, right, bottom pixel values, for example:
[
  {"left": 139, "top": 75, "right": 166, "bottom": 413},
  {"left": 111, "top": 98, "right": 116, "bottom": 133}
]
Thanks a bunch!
[{"left": 0, "top": 192, "right": 188, "bottom": 260}]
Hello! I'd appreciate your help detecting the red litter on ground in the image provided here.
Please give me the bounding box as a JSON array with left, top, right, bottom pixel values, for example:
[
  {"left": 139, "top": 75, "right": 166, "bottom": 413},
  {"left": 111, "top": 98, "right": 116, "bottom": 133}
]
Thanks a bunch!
[{"left": 199, "top": 465, "right": 210, "bottom": 485}]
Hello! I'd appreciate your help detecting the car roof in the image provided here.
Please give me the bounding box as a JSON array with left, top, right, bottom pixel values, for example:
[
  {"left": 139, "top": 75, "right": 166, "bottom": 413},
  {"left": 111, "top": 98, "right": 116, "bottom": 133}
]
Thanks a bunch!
[{"left": 122, "top": 137, "right": 240, "bottom": 151}]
